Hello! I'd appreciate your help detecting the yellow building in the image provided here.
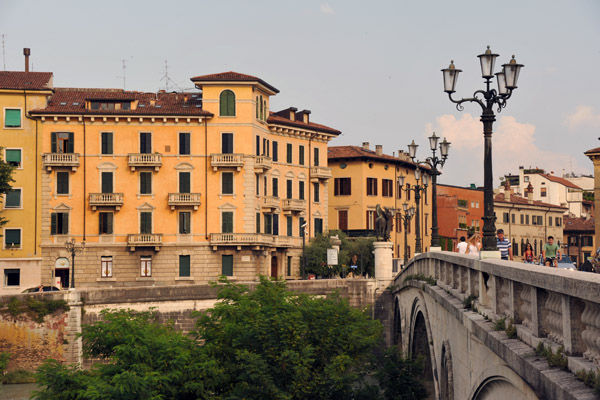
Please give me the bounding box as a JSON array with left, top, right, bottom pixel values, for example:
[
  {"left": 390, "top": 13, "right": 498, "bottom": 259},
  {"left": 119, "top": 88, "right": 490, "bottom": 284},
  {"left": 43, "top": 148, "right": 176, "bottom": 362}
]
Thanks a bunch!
[
  {"left": 31, "top": 72, "right": 339, "bottom": 288},
  {"left": 0, "top": 69, "right": 53, "bottom": 293},
  {"left": 327, "top": 143, "right": 432, "bottom": 263}
]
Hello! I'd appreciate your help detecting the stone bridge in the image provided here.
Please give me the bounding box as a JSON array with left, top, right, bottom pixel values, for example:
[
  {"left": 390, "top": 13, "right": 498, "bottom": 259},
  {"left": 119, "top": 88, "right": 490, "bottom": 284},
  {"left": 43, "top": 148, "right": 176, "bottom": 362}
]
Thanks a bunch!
[{"left": 390, "top": 251, "right": 600, "bottom": 399}]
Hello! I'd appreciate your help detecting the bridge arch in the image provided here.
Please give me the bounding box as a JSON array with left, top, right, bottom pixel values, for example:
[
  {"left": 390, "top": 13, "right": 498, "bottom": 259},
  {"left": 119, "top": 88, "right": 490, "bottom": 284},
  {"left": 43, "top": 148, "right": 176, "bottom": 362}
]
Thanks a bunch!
[
  {"left": 440, "top": 340, "right": 454, "bottom": 400},
  {"left": 408, "top": 294, "right": 439, "bottom": 399},
  {"left": 470, "top": 366, "right": 538, "bottom": 400}
]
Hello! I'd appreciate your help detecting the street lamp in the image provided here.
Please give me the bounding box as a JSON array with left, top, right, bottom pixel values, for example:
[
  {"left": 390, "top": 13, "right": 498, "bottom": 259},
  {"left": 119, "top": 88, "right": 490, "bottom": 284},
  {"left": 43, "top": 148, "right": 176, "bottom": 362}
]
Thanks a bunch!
[
  {"left": 400, "top": 202, "right": 416, "bottom": 265},
  {"left": 442, "top": 46, "right": 523, "bottom": 251},
  {"left": 398, "top": 168, "right": 429, "bottom": 253},
  {"left": 64, "top": 238, "right": 85, "bottom": 289},
  {"left": 301, "top": 221, "right": 307, "bottom": 279},
  {"left": 406, "top": 132, "right": 451, "bottom": 249}
]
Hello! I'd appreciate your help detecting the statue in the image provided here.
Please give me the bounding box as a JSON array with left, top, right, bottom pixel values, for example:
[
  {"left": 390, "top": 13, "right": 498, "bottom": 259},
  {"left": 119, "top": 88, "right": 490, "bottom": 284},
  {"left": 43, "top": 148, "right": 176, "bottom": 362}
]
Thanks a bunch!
[{"left": 375, "top": 204, "right": 394, "bottom": 241}]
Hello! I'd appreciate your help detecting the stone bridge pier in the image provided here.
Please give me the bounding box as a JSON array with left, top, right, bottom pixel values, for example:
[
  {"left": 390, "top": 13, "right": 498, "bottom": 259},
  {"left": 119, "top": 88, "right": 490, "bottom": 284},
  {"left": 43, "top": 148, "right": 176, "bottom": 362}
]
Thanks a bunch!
[{"left": 391, "top": 252, "right": 600, "bottom": 400}]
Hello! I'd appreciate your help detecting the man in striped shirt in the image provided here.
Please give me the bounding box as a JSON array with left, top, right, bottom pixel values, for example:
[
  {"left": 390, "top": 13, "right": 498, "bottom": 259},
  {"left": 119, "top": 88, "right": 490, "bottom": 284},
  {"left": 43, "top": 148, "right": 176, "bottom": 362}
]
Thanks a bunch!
[{"left": 496, "top": 229, "right": 513, "bottom": 260}]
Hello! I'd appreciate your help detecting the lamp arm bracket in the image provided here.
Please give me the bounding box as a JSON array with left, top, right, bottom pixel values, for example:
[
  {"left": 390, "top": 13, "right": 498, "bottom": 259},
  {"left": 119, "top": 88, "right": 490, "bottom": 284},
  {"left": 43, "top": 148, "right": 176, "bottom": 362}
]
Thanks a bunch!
[{"left": 447, "top": 92, "right": 485, "bottom": 112}]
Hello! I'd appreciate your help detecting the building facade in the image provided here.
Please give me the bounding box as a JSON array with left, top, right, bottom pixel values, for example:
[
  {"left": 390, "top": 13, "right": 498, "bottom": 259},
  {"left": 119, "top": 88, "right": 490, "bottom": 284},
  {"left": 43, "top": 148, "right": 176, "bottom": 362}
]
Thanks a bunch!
[
  {"left": 0, "top": 69, "right": 53, "bottom": 293},
  {"left": 585, "top": 146, "right": 600, "bottom": 252},
  {"left": 327, "top": 143, "right": 432, "bottom": 262},
  {"left": 436, "top": 184, "right": 484, "bottom": 251},
  {"left": 31, "top": 72, "right": 339, "bottom": 288},
  {"left": 563, "top": 216, "right": 595, "bottom": 266}
]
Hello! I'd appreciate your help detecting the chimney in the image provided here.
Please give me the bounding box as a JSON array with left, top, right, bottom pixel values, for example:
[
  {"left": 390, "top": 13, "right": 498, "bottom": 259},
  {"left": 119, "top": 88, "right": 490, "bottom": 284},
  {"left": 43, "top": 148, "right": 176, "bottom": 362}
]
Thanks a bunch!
[
  {"left": 362, "top": 142, "right": 370, "bottom": 150},
  {"left": 295, "top": 109, "right": 311, "bottom": 124},
  {"left": 503, "top": 180, "right": 511, "bottom": 202},
  {"left": 288, "top": 107, "right": 298, "bottom": 121},
  {"left": 375, "top": 145, "right": 383, "bottom": 155},
  {"left": 526, "top": 183, "right": 534, "bottom": 204},
  {"left": 23, "top": 48, "right": 30, "bottom": 72}
]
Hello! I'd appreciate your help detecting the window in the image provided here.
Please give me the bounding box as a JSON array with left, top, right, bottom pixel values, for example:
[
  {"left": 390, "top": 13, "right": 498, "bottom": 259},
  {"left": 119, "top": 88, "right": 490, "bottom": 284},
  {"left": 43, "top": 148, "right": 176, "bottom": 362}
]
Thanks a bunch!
[
  {"left": 140, "top": 132, "right": 152, "bottom": 154},
  {"left": 101, "top": 172, "right": 113, "bottom": 193},
  {"left": 5, "top": 189, "right": 21, "bottom": 208},
  {"left": 222, "top": 172, "right": 233, "bottom": 195},
  {"left": 287, "top": 216, "right": 293, "bottom": 236},
  {"left": 314, "top": 218, "right": 323, "bottom": 235},
  {"left": 366, "top": 210, "right": 375, "bottom": 230},
  {"left": 222, "top": 133, "right": 233, "bottom": 154},
  {"left": 396, "top": 180, "right": 402, "bottom": 199},
  {"left": 4, "top": 269, "right": 20, "bottom": 286},
  {"left": 549, "top": 216, "right": 553, "bottom": 226},
  {"left": 272, "top": 141, "right": 278, "bottom": 162},
  {"left": 314, "top": 148, "right": 319, "bottom": 167},
  {"left": 475, "top": 202, "right": 479, "bottom": 208},
  {"left": 286, "top": 179, "right": 293, "bottom": 199},
  {"left": 382, "top": 179, "right": 393, "bottom": 197},
  {"left": 520, "top": 214, "right": 524, "bottom": 224},
  {"left": 264, "top": 214, "right": 272, "bottom": 234},
  {"left": 541, "top": 187, "right": 547, "bottom": 197},
  {"left": 287, "top": 256, "right": 292, "bottom": 277},
  {"left": 101, "top": 256, "right": 113, "bottom": 278},
  {"left": 525, "top": 215, "right": 529, "bottom": 225},
  {"left": 51, "top": 213, "right": 69, "bottom": 235},
  {"left": 179, "top": 132, "right": 190, "bottom": 155},
  {"left": 503, "top": 213, "right": 509, "bottom": 223},
  {"left": 256, "top": 174, "right": 260, "bottom": 196},
  {"left": 179, "top": 212, "right": 191, "bottom": 234},
  {"left": 339, "top": 210, "right": 348, "bottom": 230},
  {"left": 273, "top": 214, "right": 279, "bottom": 235},
  {"left": 140, "top": 172, "right": 152, "bottom": 194},
  {"left": 272, "top": 177, "right": 279, "bottom": 197},
  {"left": 299, "top": 217, "right": 306, "bottom": 237},
  {"left": 334, "top": 178, "right": 351, "bottom": 196},
  {"left": 555, "top": 217, "right": 561, "bottom": 227},
  {"left": 4, "top": 109, "right": 21, "bottom": 128},
  {"left": 51, "top": 132, "right": 74, "bottom": 153},
  {"left": 256, "top": 212, "right": 261, "bottom": 233},
  {"left": 256, "top": 135, "right": 261, "bottom": 156},
  {"left": 140, "top": 212, "right": 152, "bottom": 234},
  {"left": 140, "top": 256, "right": 152, "bottom": 277},
  {"left": 179, "top": 255, "right": 190, "bottom": 277},
  {"left": 222, "top": 255, "right": 233, "bottom": 276},
  {"left": 511, "top": 214, "right": 515, "bottom": 224},
  {"left": 179, "top": 172, "right": 191, "bottom": 193},
  {"left": 313, "top": 182, "right": 319, "bottom": 203},
  {"left": 222, "top": 212, "right": 233, "bottom": 233},
  {"left": 425, "top": 215, "right": 428, "bottom": 236},
  {"left": 299, "top": 145, "right": 305, "bottom": 165},
  {"left": 367, "top": 178, "right": 377, "bottom": 196},
  {"left": 220, "top": 90, "right": 235, "bottom": 116},
  {"left": 101, "top": 132, "right": 113, "bottom": 155},
  {"left": 583, "top": 236, "right": 594, "bottom": 246},
  {"left": 5, "top": 149, "right": 21, "bottom": 168},
  {"left": 395, "top": 214, "right": 402, "bottom": 233},
  {"left": 286, "top": 143, "right": 293, "bottom": 164},
  {"left": 4, "top": 229, "right": 21, "bottom": 248},
  {"left": 99, "top": 212, "right": 113, "bottom": 234},
  {"left": 299, "top": 181, "right": 305, "bottom": 200}
]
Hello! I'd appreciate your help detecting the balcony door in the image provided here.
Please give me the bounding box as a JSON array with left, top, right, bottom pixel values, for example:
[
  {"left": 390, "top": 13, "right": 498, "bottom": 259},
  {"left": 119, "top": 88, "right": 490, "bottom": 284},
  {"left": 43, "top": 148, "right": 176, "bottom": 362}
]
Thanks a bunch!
[
  {"left": 271, "top": 256, "right": 278, "bottom": 278},
  {"left": 51, "top": 132, "right": 74, "bottom": 153}
]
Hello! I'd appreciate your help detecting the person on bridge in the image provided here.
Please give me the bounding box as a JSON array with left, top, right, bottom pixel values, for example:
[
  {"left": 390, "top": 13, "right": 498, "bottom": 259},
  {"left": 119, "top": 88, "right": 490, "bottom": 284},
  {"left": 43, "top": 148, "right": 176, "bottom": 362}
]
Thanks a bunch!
[
  {"left": 542, "top": 236, "right": 560, "bottom": 268},
  {"left": 456, "top": 236, "right": 468, "bottom": 254},
  {"left": 466, "top": 233, "right": 481, "bottom": 257},
  {"left": 523, "top": 243, "right": 536, "bottom": 264},
  {"left": 496, "top": 229, "right": 513, "bottom": 261}
]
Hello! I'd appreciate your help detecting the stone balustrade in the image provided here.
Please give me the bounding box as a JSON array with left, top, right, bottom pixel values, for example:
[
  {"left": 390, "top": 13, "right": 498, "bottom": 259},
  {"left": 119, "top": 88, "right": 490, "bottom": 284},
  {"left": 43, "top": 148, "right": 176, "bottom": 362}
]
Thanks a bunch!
[
  {"left": 128, "top": 153, "right": 162, "bottom": 171},
  {"left": 395, "top": 252, "right": 600, "bottom": 365},
  {"left": 89, "top": 193, "right": 124, "bottom": 210},
  {"left": 281, "top": 198, "right": 306, "bottom": 212},
  {"left": 254, "top": 155, "right": 272, "bottom": 171},
  {"left": 210, "top": 153, "right": 244, "bottom": 171},
  {"left": 310, "top": 166, "right": 332, "bottom": 180},
  {"left": 42, "top": 153, "right": 80, "bottom": 171},
  {"left": 127, "top": 233, "right": 162, "bottom": 251},
  {"left": 168, "top": 193, "right": 202, "bottom": 210}
]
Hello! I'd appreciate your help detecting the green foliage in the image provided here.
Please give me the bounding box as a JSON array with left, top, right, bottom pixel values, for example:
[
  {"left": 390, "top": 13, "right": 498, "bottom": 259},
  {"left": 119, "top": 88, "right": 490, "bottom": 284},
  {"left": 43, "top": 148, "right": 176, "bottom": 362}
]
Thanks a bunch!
[
  {"left": 0, "top": 352, "right": 10, "bottom": 376},
  {"left": 403, "top": 274, "right": 437, "bottom": 286},
  {"left": 576, "top": 369, "right": 600, "bottom": 393},
  {"left": 1, "top": 296, "right": 69, "bottom": 323},
  {"left": 583, "top": 191, "right": 594, "bottom": 202},
  {"left": 2, "top": 368, "right": 36, "bottom": 384},
  {"left": 374, "top": 347, "right": 428, "bottom": 400},
  {"left": 535, "top": 343, "right": 568, "bottom": 370},
  {"left": 505, "top": 318, "right": 517, "bottom": 339},
  {"left": 493, "top": 316, "right": 506, "bottom": 331},
  {"left": 463, "top": 294, "right": 477, "bottom": 310}
]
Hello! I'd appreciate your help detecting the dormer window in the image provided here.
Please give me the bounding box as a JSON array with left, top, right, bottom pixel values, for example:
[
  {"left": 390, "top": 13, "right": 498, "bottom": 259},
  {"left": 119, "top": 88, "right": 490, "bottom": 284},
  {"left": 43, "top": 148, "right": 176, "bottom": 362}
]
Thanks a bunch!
[
  {"left": 89, "top": 101, "right": 132, "bottom": 111},
  {"left": 219, "top": 90, "right": 235, "bottom": 116}
]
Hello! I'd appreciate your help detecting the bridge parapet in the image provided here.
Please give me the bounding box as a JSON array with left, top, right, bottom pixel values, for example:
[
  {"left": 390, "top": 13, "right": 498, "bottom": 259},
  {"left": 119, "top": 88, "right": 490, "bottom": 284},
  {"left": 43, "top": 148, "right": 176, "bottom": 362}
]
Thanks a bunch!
[{"left": 394, "top": 252, "right": 600, "bottom": 368}]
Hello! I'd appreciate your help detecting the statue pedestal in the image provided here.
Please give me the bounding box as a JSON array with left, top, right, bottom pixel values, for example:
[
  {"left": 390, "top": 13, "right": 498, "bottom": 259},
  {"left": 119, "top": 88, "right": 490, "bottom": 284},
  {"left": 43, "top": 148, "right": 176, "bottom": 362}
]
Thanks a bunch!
[{"left": 374, "top": 241, "right": 393, "bottom": 287}]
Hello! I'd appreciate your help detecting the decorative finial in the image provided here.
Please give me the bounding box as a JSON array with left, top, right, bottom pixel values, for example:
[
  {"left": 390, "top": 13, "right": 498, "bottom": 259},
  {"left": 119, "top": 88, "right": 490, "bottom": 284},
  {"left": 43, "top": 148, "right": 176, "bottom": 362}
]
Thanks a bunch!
[
  {"left": 449, "top": 60, "right": 455, "bottom": 69},
  {"left": 485, "top": 45, "right": 491, "bottom": 54},
  {"left": 510, "top": 55, "right": 517, "bottom": 64}
]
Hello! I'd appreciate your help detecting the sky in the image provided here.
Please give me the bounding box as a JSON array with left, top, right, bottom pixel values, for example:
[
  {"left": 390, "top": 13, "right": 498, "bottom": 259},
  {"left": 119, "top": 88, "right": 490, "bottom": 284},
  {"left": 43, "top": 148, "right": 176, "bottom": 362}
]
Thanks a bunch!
[{"left": 1, "top": 0, "right": 599, "bottom": 187}]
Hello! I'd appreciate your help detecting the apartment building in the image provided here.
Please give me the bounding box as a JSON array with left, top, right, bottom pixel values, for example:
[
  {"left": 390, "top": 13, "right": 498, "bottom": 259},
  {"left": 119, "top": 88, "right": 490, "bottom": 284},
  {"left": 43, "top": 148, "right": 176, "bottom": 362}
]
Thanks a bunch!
[
  {"left": 30, "top": 72, "right": 339, "bottom": 288},
  {"left": 563, "top": 216, "right": 595, "bottom": 266},
  {"left": 436, "top": 184, "right": 484, "bottom": 251}
]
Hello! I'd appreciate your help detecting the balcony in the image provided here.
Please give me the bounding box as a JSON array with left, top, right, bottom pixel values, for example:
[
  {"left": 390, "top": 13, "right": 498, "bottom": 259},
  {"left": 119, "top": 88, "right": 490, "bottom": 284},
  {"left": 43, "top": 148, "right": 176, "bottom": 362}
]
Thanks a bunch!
[
  {"left": 272, "top": 236, "right": 299, "bottom": 248},
  {"left": 128, "top": 234, "right": 162, "bottom": 252},
  {"left": 210, "top": 233, "right": 271, "bottom": 250},
  {"left": 128, "top": 153, "right": 162, "bottom": 171},
  {"left": 89, "top": 193, "right": 124, "bottom": 211},
  {"left": 262, "top": 196, "right": 280, "bottom": 211},
  {"left": 168, "top": 193, "right": 202, "bottom": 210},
  {"left": 254, "top": 155, "right": 272, "bottom": 172},
  {"left": 211, "top": 153, "right": 244, "bottom": 171},
  {"left": 310, "top": 166, "right": 332, "bottom": 181},
  {"left": 43, "top": 153, "right": 80, "bottom": 172},
  {"left": 281, "top": 198, "right": 306, "bottom": 213}
]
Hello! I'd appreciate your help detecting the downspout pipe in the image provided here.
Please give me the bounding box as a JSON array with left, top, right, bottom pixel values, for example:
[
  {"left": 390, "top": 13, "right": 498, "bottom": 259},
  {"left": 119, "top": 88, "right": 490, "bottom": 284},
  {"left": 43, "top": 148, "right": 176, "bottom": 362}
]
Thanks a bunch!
[
  {"left": 82, "top": 114, "right": 86, "bottom": 241},
  {"left": 205, "top": 119, "right": 208, "bottom": 240},
  {"left": 23, "top": 89, "right": 39, "bottom": 255}
]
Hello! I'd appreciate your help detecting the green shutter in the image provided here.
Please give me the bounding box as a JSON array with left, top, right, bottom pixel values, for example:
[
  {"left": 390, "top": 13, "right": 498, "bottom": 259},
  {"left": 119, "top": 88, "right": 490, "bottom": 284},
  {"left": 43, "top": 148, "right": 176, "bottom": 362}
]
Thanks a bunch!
[
  {"left": 51, "top": 132, "right": 57, "bottom": 153},
  {"left": 5, "top": 149, "right": 21, "bottom": 163},
  {"left": 140, "top": 173, "right": 152, "bottom": 194},
  {"left": 101, "top": 172, "right": 113, "bottom": 193},
  {"left": 5, "top": 190, "right": 20, "bottom": 207},
  {"left": 62, "top": 213, "right": 69, "bottom": 234},
  {"left": 57, "top": 172, "right": 69, "bottom": 194},
  {"left": 67, "top": 133, "right": 74, "bottom": 153},
  {"left": 222, "top": 173, "right": 233, "bottom": 194},
  {"left": 273, "top": 214, "right": 279, "bottom": 235},
  {"left": 141, "top": 212, "right": 152, "bottom": 234},
  {"left": 5, "top": 109, "right": 21, "bottom": 127},
  {"left": 299, "top": 146, "right": 304, "bottom": 165},
  {"left": 179, "top": 255, "right": 191, "bottom": 277},
  {"left": 102, "top": 132, "right": 113, "bottom": 154},
  {"left": 179, "top": 172, "right": 190, "bottom": 193},
  {"left": 287, "top": 216, "right": 292, "bottom": 236},
  {"left": 51, "top": 213, "right": 57, "bottom": 235},
  {"left": 256, "top": 213, "right": 261, "bottom": 233},
  {"left": 5, "top": 229, "right": 20, "bottom": 246},
  {"left": 179, "top": 212, "right": 190, "bottom": 234},
  {"left": 222, "top": 255, "right": 233, "bottom": 276},
  {"left": 222, "top": 212, "right": 233, "bottom": 233},
  {"left": 228, "top": 92, "right": 235, "bottom": 116},
  {"left": 107, "top": 213, "right": 113, "bottom": 234}
]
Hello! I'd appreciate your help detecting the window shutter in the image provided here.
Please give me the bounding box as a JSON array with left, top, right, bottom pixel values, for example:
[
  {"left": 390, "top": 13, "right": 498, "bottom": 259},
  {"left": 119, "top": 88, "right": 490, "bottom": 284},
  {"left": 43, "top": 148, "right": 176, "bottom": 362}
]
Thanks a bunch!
[
  {"left": 256, "top": 213, "right": 261, "bottom": 233},
  {"left": 287, "top": 216, "right": 292, "bottom": 236},
  {"left": 222, "top": 255, "right": 233, "bottom": 276},
  {"left": 102, "top": 172, "right": 113, "bottom": 193},
  {"left": 67, "top": 132, "right": 74, "bottom": 153},
  {"left": 179, "top": 255, "right": 191, "bottom": 277},
  {"left": 5, "top": 230, "right": 20, "bottom": 245},
  {"left": 222, "top": 212, "right": 233, "bottom": 233},
  {"left": 273, "top": 214, "right": 279, "bottom": 236},
  {"left": 287, "top": 180, "right": 292, "bottom": 199},
  {"left": 272, "top": 141, "right": 278, "bottom": 161},
  {"left": 5, "top": 109, "right": 21, "bottom": 127},
  {"left": 62, "top": 213, "right": 69, "bottom": 234},
  {"left": 141, "top": 212, "right": 151, "bottom": 234},
  {"left": 51, "top": 213, "right": 57, "bottom": 235},
  {"left": 179, "top": 172, "right": 190, "bottom": 193},
  {"left": 5, "top": 190, "right": 20, "bottom": 207},
  {"left": 5, "top": 150, "right": 21, "bottom": 163},
  {"left": 51, "top": 132, "right": 57, "bottom": 153},
  {"left": 222, "top": 173, "right": 233, "bottom": 194},
  {"left": 107, "top": 213, "right": 113, "bottom": 234},
  {"left": 314, "top": 148, "right": 319, "bottom": 166}
]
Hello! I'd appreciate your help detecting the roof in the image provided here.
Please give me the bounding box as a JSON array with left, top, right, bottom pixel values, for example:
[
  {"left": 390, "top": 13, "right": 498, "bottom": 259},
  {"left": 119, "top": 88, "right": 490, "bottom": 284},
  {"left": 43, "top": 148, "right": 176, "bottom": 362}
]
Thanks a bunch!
[
  {"left": 268, "top": 112, "right": 341, "bottom": 136},
  {"left": 494, "top": 192, "right": 568, "bottom": 210},
  {"left": 0, "top": 71, "right": 53, "bottom": 90},
  {"left": 30, "top": 88, "right": 212, "bottom": 117},
  {"left": 564, "top": 216, "right": 595, "bottom": 232},
  {"left": 585, "top": 146, "right": 600, "bottom": 155},
  {"left": 538, "top": 173, "right": 582, "bottom": 190},
  {"left": 328, "top": 145, "right": 426, "bottom": 170},
  {"left": 191, "top": 71, "right": 279, "bottom": 94}
]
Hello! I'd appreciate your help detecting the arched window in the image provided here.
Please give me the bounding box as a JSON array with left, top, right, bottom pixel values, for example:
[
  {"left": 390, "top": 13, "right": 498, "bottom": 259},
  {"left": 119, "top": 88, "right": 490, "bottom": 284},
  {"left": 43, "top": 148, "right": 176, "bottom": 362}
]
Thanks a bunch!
[{"left": 220, "top": 90, "right": 235, "bottom": 116}]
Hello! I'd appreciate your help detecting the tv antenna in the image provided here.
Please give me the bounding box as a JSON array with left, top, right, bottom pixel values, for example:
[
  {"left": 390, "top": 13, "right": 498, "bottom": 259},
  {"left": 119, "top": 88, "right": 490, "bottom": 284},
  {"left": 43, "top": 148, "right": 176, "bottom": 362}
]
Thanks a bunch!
[
  {"left": 2, "top": 34, "right": 6, "bottom": 70},
  {"left": 160, "top": 60, "right": 182, "bottom": 92},
  {"left": 117, "top": 59, "right": 128, "bottom": 90}
]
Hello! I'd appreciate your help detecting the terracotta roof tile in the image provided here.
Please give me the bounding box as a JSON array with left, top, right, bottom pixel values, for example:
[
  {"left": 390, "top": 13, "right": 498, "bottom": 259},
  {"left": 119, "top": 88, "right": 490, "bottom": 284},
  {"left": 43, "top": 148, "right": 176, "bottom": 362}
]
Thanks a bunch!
[
  {"left": 328, "top": 145, "right": 427, "bottom": 170},
  {"left": 494, "top": 192, "right": 568, "bottom": 209},
  {"left": 30, "top": 88, "right": 212, "bottom": 117},
  {"left": 585, "top": 146, "right": 600, "bottom": 155},
  {"left": 564, "top": 216, "right": 595, "bottom": 232},
  {"left": 191, "top": 71, "right": 279, "bottom": 93},
  {"left": 538, "top": 173, "right": 581, "bottom": 189},
  {"left": 0, "top": 71, "right": 53, "bottom": 90},
  {"left": 268, "top": 113, "right": 340, "bottom": 136}
]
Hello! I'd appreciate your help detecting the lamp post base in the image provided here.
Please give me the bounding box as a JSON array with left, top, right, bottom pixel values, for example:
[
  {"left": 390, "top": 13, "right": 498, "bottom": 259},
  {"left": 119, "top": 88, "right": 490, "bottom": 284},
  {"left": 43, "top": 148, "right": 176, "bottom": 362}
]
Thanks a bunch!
[
  {"left": 429, "top": 246, "right": 442, "bottom": 252},
  {"left": 480, "top": 250, "right": 501, "bottom": 260}
]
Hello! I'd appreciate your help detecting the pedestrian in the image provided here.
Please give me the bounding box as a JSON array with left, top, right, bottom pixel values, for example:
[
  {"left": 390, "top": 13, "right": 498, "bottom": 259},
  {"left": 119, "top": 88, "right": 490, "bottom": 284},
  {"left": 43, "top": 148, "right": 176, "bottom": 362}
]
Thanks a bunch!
[
  {"left": 523, "top": 243, "right": 535, "bottom": 264},
  {"left": 466, "top": 233, "right": 480, "bottom": 257},
  {"left": 456, "top": 236, "right": 468, "bottom": 254},
  {"left": 542, "top": 236, "right": 560, "bottom": 268},
  {"left": 496, "top": 229, "right": 513, "bottom": 261}
]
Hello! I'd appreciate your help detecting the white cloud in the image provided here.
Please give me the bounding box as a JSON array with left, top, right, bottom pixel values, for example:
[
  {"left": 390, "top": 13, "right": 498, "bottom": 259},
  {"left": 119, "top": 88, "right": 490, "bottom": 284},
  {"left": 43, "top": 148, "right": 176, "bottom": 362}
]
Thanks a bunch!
[
  {"left": 565, "top": 105, "right": 600, "bottom": 129},
  {"left": 320, "top": 4, "right": 334, "bottom": 14}
]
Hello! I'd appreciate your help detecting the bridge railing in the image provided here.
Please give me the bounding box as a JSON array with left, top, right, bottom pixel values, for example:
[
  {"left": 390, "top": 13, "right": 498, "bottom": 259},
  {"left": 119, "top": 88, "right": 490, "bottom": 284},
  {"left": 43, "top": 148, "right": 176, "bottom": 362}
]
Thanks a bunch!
[{"left": 395, "top": 251, "right": 600, "bottom": 366}]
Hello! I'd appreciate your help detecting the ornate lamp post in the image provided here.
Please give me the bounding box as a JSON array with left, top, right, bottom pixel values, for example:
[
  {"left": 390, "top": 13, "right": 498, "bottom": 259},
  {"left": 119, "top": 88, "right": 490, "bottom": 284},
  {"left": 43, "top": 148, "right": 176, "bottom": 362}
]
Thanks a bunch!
[
  {"left": 301, "top": 221, "right": 307, "bottom": 279},
  {"left": 398, "top": 168, "right": 429, "bottom": 253},
  {"left": 407, "top": 133, "right": 450, "bottom": 249},
  {"left": 400, "top": 202, "right": 416, "bottom": 265},
  {"left": 65, "top": 238, "right": 85, "bottom": 289},
  {"left": 442, "top": 46, "right": 523, "bottom": 251}
]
